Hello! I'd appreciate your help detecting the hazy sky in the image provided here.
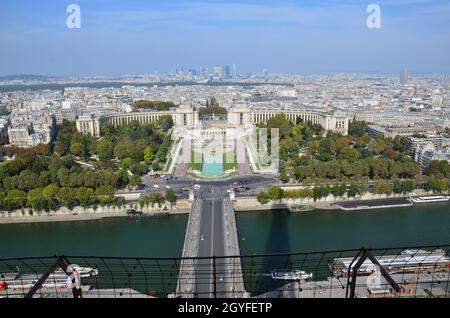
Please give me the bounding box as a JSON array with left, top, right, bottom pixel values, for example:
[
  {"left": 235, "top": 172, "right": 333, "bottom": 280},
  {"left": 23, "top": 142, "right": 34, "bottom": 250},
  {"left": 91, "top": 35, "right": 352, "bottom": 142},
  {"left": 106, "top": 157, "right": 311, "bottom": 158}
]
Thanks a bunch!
[{"left": 0, "top": 0, "right": 449, "bottom": 76}]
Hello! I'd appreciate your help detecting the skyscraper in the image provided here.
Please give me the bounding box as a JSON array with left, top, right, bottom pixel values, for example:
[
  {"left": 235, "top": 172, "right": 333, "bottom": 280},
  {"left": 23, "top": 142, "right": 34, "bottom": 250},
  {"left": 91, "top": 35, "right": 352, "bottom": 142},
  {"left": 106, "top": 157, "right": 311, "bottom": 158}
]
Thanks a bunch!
[
  {"left": 400, "top": 67, "right": 409, "bottom": 85},
  {"left": 224, "top": 65, "right": 231, "bottom": 79},
  {"left": 213, "top": 65, "right": 223, "bottom": 79}
]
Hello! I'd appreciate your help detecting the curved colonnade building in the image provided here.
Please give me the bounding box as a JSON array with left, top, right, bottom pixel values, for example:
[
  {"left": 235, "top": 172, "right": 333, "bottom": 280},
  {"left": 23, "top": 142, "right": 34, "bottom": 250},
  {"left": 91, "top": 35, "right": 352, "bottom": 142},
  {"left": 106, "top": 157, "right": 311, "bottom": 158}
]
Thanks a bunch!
[{"left": 76, "top": 105, "right": 349, "bottom": 137}]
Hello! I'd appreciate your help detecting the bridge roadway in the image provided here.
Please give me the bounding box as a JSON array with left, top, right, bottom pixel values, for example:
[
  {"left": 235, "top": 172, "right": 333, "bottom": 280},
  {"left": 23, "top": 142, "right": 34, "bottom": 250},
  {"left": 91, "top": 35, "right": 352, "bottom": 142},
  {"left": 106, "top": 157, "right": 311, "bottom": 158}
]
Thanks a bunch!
[{"left": 176, "top": 185, "right": 246, "bottom": 298}]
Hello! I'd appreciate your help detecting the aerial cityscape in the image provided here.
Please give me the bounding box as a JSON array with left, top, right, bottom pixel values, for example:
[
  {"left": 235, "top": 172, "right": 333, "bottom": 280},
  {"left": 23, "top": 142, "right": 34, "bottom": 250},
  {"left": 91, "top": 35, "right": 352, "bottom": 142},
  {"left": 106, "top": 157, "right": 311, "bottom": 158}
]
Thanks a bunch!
[{"left": 0, "top": 0, "right": 450, "bottom": 303}]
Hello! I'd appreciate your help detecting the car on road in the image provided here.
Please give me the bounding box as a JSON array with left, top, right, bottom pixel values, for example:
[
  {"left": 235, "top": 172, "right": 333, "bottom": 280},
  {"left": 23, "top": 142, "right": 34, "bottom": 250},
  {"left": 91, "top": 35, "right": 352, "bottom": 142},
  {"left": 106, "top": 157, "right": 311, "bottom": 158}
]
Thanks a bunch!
[
  {"left": 194, "top": 184, "right": 201, "bottom": 189},
  {"left": 201, "top": 235, "right": 205, "bottom": 241},
  {"left": 153, "top": 185, "right": 159, "bottom": 189},
  {"left": 166, "top": 185, "right": 171, "bottom": 189}
]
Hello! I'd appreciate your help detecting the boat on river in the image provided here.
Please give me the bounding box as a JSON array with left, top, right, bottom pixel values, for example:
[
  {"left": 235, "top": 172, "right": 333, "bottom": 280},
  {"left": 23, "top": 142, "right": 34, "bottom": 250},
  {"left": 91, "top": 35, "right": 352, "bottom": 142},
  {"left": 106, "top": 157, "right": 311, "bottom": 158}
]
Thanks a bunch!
[
  {"left": 411, "top": 196, "right": 449, "bottom": 203},
  {"left": 270, "top": 269, "right": 313, "bottom": 281}
]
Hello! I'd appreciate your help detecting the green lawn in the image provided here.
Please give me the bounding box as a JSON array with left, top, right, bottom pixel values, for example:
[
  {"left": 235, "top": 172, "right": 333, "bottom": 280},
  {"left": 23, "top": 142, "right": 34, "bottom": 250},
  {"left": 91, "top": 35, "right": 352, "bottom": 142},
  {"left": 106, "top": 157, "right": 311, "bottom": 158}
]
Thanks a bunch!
[
  {"left": 190, "top": 150, "right": 203, "bottom": 171},
  {"left": 224, "top": 151, "right": 237, "bottom": 170}
]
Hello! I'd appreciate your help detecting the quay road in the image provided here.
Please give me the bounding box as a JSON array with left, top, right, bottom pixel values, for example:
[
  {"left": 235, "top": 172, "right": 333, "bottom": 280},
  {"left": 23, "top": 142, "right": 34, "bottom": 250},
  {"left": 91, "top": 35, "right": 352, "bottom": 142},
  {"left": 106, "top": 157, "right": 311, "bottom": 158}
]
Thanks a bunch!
[{"left": 141, "top": 175, "right": 277, "bottom": 199}]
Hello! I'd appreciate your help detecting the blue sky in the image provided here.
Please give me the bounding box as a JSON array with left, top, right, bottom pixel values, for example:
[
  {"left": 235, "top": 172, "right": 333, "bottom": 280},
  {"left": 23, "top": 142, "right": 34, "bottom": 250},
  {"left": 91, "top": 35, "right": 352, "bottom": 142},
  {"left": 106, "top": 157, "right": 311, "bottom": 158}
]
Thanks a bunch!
[{"left": 0, "top": 0, "right": 449, "bottom": 76}]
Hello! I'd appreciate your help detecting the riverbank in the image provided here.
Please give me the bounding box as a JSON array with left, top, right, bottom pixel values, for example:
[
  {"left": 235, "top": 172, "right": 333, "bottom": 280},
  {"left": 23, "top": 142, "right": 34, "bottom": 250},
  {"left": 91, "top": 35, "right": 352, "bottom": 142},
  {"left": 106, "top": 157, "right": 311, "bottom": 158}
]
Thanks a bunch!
[
  {"left": 233, "top": 191, "right": 430, "bottom": 213},
  {"left": 0, "top": 212, "right": 128, "bottom": 224},
  {"left": 0, "top": 200, "right": 191, "bottom": 224},
  {"left": 338, "top": 197, "right": 413, "bottom": 211}
]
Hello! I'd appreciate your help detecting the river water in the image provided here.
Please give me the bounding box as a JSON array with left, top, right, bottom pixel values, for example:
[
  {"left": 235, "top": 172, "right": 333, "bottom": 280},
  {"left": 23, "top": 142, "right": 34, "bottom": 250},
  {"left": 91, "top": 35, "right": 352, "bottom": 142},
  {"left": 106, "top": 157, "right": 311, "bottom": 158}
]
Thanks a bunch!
[
  {"left": 236, "top": 202, "right": 450, "bottom": 255},
  {"left": 0, "top": 203, "right": 449, "bottom": 258},
  {"left": 0, "top": 215, "right": 188, "bottom": 258}
]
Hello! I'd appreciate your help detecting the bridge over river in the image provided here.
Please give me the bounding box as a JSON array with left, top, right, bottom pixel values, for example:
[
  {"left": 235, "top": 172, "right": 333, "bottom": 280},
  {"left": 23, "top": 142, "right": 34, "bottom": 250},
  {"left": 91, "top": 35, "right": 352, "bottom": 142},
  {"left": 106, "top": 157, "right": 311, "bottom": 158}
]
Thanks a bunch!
[{"left": 176, "top": 188, "right": 246, "bottom": 298}]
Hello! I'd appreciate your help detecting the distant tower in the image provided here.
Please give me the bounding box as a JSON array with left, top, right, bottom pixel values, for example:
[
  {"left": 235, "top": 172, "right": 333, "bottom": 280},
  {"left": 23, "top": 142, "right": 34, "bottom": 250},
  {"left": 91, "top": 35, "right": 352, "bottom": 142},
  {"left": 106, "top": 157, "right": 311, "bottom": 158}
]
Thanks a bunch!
[
  {"left": 232, "top": 64, "right": 237, "bottom": 79},
  {"left": 224, "top": 65, "right": 231, "bottom": 79},
  {"left": 213, "top": 65, "right": 223, "bottom": 79},
  {"left": 400, "top": 67, "right": 409, "bottom": 85}
]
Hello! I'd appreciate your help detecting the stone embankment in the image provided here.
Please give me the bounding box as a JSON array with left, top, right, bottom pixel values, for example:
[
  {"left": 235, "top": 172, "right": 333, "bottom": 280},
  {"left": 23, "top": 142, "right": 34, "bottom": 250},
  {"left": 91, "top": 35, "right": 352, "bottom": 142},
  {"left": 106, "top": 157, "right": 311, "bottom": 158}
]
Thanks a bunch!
[{"left": 0, "top": 200, "right": 191, "bottom": 224}]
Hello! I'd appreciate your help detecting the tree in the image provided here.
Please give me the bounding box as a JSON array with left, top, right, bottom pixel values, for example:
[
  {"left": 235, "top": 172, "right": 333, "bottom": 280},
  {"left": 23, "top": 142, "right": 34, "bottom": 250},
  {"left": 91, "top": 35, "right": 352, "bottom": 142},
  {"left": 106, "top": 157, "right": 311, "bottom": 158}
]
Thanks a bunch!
[
  {"left": 427, "top": 160, "right": 450, "bottom": 178},
  {"left": 148, "top": 192, "right": 165, "bottom": 207},
  {"left": 368, "top": 138, "right": 387, "bottom": 155},
  {"left": 341, "top": 161, "right": 355, "bottom": 177},
  {"left": 266, "top": 186, "right": 284, "bottom": 201},
  {"left": 348, "top": 121, "right": 368, "bottom": 137},
  {"left": 425, "top": 177, "right": 448, "bottom": 194},
  {"left": 313, "top": 186, "right": 331, "bottom": 200},
  {"left": 347, "top": 183, "right": 359, "bottom": 197},
  {"left": 401, "top": 161, "right": 420, "bottom": 178},
  {"left": 393, "top": 179, "right": 402, "bottom": 194},
  {"left": 96, "top": 139, "right": 114, "bottom": 161},
  {"left": 43, "top": 184, "right": 59, "bottom": 200},
  {"left": 144, "top": 146, "right": 154, "bottom": 163},
  {"left": 279, "top": 172, "right": 289, "bottom": 183},
  {"left": 6, "top": 189, "right": 27, "bottom": 208},
  {"left": 295, "top": 165, "right": 314, "bottom": 181},
  {"left": 58, "top": 187, "right": 75, "bottom": 209},
  {"left": 401, "top": 180, "right": 415, "bottom": 194},
  {"left": 338, "top": 147, "right": 360, "bottom": 162},
  {"left": 372, "top": 180, "right": 393, "bottom": 195},
  {"left": 76, "top": 187, "right": 96, "bottom": 207},
  {"left": 371, "top": 158, "right": 391, "bottom": 179},
  {"left": 134, "top": 100, "right": 176, "bottom": 111},
  {"left": 331, "top": 183, "right": 347, "bottom": 197},
  {"left": 267, "top": 115, "right": 291, "bottom": 139},
  {"left": 165, "top": 188, "right": 176, "bottom": 207},
  {"left": 158, "top": 115, "right": 174, "bottom": 131},
  {"left": 257, "top": 192, "right": 270, "bottom": 204},
  {"left": 27, "top": 188, "right": 47, "bottom": 211},
  {"left": 120, "top": 157, "right": 134, "bottom": 171},
  {"left": 96, "top": 185, "right": 116, "bottom": 196},
  {"left": 128, "top": 174, "right": 141, "bottom": 188},
  {"left": 70, "top": 142, "right": 84, "bottom": 157}
]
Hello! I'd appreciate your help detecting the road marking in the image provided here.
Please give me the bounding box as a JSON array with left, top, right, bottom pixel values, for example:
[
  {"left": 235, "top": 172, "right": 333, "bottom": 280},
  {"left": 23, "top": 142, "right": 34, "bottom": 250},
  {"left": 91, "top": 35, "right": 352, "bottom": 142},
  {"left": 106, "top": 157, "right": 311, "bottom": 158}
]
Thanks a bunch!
[{"left": 209, "top": 200, "right": 215, "bottom": 297}]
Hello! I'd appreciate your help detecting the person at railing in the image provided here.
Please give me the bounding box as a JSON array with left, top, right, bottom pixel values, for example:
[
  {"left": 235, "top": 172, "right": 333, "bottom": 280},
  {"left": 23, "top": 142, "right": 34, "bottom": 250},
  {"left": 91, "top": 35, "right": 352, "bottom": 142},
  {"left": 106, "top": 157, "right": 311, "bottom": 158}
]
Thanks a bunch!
[{"left": 67, "top": 265, "right": 82, "bottom": 298}]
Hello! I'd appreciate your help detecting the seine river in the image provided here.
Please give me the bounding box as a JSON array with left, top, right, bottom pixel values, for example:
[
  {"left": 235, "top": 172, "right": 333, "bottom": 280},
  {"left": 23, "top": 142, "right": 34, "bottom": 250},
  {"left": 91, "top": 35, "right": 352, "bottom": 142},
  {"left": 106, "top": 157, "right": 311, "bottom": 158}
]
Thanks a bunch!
[
  {"left": 0, "top": 215, "right": 188, "bottom": 258},
  {"left": 0, "top": 203, "right": 449, "bottom": 258},
  {"left": 237, "top": 202, "right": 450, "bottom": 254}
]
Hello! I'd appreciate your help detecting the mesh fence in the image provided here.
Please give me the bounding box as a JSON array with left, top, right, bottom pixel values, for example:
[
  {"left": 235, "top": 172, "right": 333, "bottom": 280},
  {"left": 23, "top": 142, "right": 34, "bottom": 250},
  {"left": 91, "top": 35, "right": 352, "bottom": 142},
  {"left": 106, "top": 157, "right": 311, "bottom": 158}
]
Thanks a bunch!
[{"left": 1, "top": 245, "right": 449, "bottom": 298}]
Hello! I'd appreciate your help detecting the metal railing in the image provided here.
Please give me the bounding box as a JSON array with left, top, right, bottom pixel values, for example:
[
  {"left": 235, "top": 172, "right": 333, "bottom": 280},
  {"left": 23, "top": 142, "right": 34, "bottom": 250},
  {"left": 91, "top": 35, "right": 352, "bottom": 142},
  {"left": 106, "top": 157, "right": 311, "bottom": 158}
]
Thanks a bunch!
[{"left": 1, "top": 244, "right": 449, "bottom": 298}]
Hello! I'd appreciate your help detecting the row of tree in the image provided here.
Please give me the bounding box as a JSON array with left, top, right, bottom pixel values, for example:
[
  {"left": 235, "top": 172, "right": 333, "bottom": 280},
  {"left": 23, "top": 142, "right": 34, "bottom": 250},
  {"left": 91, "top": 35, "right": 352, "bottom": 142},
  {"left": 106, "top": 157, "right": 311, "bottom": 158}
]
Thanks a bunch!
[
  {"left": 289, "top": 158, "right": 420, "bottom": 182},
  {"left": 197, "top": 106, "right": 227, "bottom": 119},
  {"left": 134, "top": 100, "right": 177, "bottom": 111},
  {"left": 1, "top": 163, "right": 128, "bottom": 192},
  {"left": 139, "top": 188, "right": 176, "bottom": 208},
  {"left": 0, "top": 186, "right": 124, "bottom": 212},
  {"left": 256, "top": 177, "right": 440, "bottom": 205},
  {"left": 256, "top": 184, "right": 366, "bottom": 204}
]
